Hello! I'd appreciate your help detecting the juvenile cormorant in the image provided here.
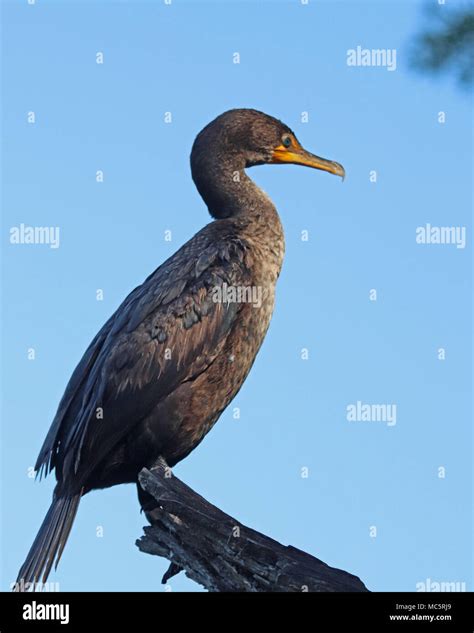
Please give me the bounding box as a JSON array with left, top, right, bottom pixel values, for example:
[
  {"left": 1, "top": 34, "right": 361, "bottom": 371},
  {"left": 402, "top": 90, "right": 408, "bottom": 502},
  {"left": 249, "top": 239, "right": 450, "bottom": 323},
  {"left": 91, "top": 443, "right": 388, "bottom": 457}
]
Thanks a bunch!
[{"left": 16, "top": 109, "right": 344, "bottom": 588}]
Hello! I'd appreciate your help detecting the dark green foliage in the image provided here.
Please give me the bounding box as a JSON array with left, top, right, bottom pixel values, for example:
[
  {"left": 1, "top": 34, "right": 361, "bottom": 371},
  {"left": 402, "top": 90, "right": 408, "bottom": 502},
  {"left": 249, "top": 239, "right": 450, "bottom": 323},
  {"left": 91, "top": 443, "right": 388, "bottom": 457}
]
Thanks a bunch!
[{"left": 411, "top": 3, "right": 474, "bottom": 88}]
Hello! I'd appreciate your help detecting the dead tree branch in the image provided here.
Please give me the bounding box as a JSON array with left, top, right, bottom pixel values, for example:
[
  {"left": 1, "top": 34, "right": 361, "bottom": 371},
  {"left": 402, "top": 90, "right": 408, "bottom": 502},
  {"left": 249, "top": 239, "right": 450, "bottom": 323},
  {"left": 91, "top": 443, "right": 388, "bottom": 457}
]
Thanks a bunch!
[{"left": 136, "top": 464, "right": 369, "bottom": 592}]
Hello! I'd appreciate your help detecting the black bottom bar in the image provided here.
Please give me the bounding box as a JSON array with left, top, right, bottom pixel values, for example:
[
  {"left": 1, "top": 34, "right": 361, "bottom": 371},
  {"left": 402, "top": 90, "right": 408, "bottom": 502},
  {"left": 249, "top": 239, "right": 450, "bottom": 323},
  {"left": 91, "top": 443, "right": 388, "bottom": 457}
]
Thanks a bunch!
[{"left": 0, "top": 592, "right": 472, "bottom": 633}]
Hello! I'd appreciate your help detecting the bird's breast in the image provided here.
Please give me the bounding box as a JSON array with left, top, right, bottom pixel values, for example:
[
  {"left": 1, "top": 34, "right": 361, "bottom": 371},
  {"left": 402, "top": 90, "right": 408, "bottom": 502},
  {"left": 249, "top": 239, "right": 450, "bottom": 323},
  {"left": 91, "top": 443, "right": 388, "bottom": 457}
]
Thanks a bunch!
[
  {"left": 119, "top": 213, "right": 286, "bottom": 471},
  {"left": 141, "top": 243, "right": 280, "bottom": 463},
  {"left": 157, "top": 289, "right": 276, "bottom": 465}
]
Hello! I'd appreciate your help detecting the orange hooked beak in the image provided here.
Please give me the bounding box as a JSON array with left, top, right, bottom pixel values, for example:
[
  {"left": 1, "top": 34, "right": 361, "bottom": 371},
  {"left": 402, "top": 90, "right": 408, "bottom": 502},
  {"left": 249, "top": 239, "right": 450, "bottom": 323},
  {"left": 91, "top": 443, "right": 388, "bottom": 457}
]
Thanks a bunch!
[{"left": 271, "top": 140, "right": 345, "bottom": 180}]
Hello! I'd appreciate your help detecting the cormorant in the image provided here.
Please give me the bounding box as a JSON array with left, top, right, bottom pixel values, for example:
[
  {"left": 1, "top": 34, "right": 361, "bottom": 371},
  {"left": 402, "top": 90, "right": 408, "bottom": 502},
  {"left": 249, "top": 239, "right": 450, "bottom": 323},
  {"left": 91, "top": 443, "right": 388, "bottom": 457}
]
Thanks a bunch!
[{"left": 16, "top": 109, "right": 344, "bottom": 589}]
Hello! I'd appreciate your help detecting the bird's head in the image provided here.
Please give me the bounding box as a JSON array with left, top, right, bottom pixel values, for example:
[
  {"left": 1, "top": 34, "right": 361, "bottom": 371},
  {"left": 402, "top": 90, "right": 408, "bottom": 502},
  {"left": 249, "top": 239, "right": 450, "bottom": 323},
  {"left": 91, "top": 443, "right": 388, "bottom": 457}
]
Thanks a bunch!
[{"left": 191, "top": 108, "right": 345, "bottom": 179}]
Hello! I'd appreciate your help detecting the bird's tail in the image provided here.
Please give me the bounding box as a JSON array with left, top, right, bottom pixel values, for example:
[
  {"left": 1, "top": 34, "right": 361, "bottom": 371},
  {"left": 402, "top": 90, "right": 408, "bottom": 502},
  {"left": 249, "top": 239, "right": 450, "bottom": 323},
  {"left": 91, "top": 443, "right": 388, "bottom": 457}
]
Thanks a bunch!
[{"left": 14, "top": 492, "right": 82, "bottom": 591}]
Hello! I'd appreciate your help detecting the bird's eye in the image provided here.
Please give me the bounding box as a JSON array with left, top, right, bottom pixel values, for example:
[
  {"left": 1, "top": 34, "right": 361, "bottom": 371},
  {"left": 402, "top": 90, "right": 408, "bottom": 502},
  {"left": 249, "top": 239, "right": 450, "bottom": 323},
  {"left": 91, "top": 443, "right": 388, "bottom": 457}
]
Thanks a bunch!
[{"left": 282, "top": 136, "right": 292, "bottom": 148}]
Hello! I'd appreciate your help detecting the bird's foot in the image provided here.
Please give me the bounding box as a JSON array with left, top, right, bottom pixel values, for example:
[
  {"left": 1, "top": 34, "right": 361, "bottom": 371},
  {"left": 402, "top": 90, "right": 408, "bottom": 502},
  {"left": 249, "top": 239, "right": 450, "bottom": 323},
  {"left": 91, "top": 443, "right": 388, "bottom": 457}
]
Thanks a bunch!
[{"left": 148, "top": 455, "right": 170, "bottom": 477}]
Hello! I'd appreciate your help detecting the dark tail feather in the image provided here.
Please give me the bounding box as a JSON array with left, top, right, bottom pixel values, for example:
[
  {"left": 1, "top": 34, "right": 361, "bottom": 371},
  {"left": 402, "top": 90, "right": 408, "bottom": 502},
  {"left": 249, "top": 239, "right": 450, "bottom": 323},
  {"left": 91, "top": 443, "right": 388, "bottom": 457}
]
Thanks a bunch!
[{"left": 14, "top": 492, "right": 81, "bottom": 591}]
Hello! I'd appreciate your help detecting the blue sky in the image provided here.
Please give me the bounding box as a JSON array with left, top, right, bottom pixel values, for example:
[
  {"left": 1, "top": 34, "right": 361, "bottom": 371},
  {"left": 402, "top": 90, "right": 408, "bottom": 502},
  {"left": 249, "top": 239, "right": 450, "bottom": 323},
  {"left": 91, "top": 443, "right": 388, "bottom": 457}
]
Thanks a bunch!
[{"left": 1, "top": 0, "right": 472, "bottom": 592}]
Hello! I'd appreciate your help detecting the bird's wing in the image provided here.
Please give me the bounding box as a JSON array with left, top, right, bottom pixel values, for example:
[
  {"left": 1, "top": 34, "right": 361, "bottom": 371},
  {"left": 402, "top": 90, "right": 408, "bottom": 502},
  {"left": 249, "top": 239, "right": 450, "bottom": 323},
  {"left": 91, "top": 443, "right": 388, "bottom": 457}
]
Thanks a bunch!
[{"left": 35, "top": 225, "right": 251, "bottom": 486}]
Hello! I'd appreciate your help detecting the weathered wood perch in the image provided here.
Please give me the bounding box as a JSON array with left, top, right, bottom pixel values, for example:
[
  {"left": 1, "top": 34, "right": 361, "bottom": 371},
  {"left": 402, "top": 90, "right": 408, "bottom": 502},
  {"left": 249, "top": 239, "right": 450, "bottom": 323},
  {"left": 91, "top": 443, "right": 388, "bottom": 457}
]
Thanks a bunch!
[{"left": 136, "top": 463, "right": 369, "bottom": 592}]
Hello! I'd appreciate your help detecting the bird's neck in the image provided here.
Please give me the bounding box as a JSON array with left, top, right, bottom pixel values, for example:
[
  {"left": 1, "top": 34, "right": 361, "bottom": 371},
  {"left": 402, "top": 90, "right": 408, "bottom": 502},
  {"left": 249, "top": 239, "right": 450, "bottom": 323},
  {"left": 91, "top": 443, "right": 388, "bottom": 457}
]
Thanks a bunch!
[
  {"left": 193, "top": 159, "right": 275, "bottom": 220},
  {"left": 192, "top": 159, "right": 285, "bottom": 277},
  {"left": 193, "top": 161, "right": 285, "bottom": 280}
]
